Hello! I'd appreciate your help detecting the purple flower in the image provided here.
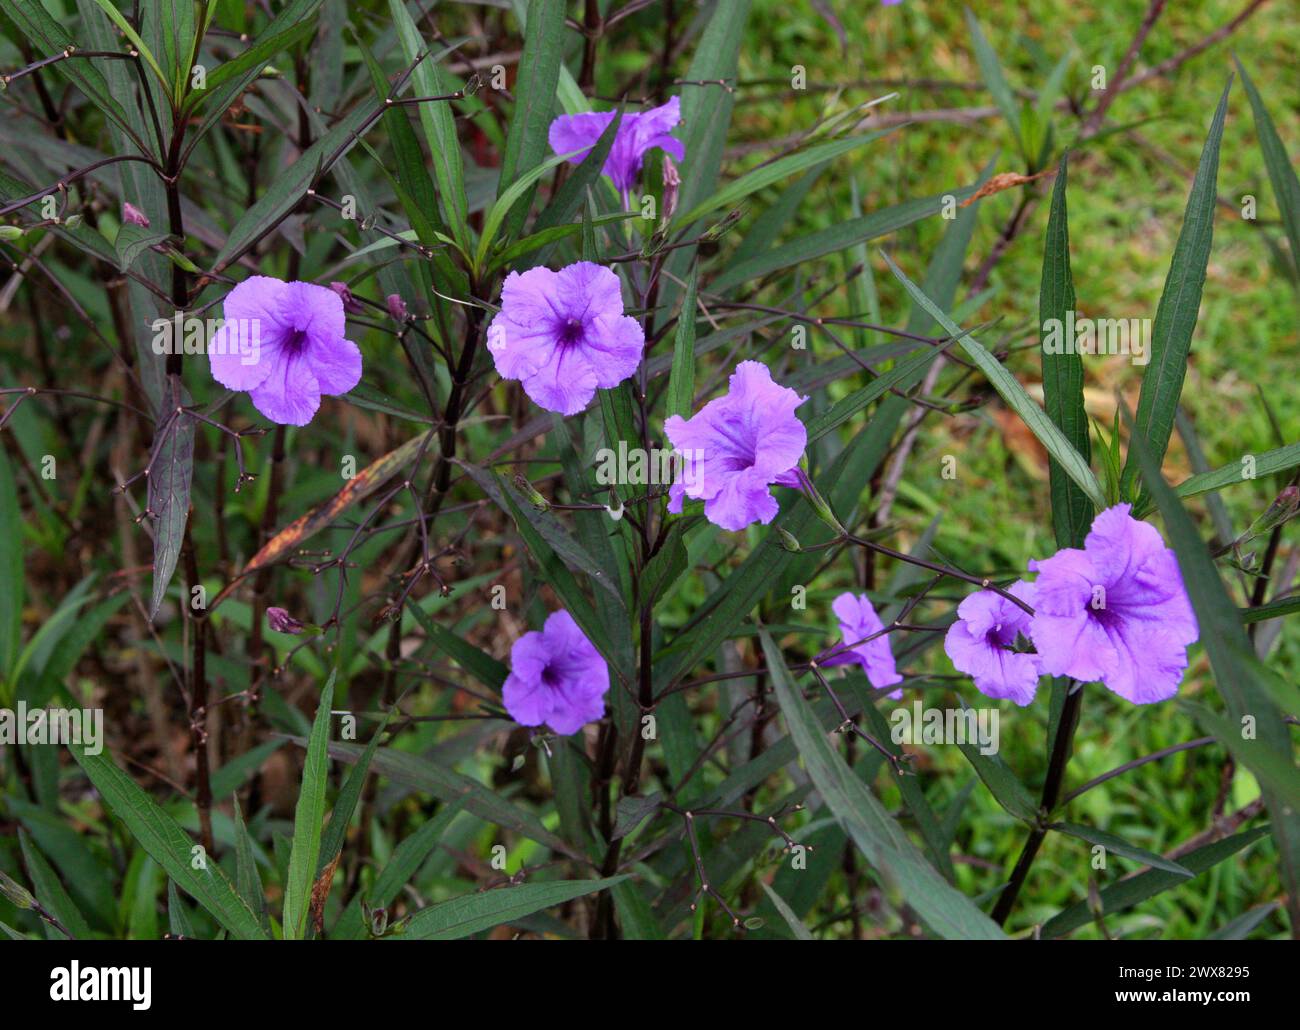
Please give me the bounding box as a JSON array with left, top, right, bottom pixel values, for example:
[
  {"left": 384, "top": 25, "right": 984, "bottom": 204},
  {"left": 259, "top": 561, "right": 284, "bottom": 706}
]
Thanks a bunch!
[
  {"left": 1028, "top": 504, "right": 1198, "bottom": 704},
  {"left": 944, "top": 582, "right": 1040, "bottom": 706},
  {"left": 822, "top": 592, "right": 904, "bottom": 698},
  {"left": 266, "top": 606, "right": 305, "bottom": 635},
  {"left": 486, "top": 261, "right": 644, "bottom": 415},
  {"left": 664, "top": 361, "right": 807, "bottom": 531},
  {"left": 548, "top": 96, "right": 684, "bottom": 201},
  {"left": 122, "top": 202, "right": 150, "bottom": 227},
  {"left": 502, "top": 610, "right": 609, "bottom": 735},
  {"left": 209, "top": 275, "right": 362, "bottom": 426}
]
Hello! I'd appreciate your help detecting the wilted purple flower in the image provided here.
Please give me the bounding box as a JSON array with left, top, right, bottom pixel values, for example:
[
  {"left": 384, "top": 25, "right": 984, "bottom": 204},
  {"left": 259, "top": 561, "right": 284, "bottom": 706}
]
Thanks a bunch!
[
  {"left": 209, "top": 276, "right": 362, "bottom": 426},
  {"left": 662, "top": 156, "right": 681, "bottom": 220},
  {"left": 944, "top": 581, "right": 1040, "bottom": 706},
  {"left": 548, "top": 96, "right": 684, "bottom": 201},
  {"left": 502, "top": 610, "right": 609, "bottom": 735},
  {"left": 486, "top": 261, "right": 644, "bottom": 415},
  {"left": 122, "top": 202, "right": 150, "bottom": 227},
  {"left": 266, "top": 606, "right": 305, "bottom": 635},
  {"left": 1028, "top": 504, "right": 1198, "bottom": 704},
  {"left": 386, "top": 293, "right": 408, "bottom": 322},
  {"left": 821, "top": 592, "right": 904, "bottom": 699},
  {"left": 665, "top": 361, "right": 807, "bottom": 531},
  {"left": 329, "top": 281, "right": 364, "bottom": 315}
]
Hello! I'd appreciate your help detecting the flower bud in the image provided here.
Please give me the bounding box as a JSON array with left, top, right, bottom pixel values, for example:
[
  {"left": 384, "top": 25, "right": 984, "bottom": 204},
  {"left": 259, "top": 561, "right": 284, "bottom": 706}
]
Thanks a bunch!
[
  {"left": 122, "top": 202, "right": 151, "bottom": 227},
  {"left": 1249, "top": 485, "right": 1300, "bottom": 539},
  {"left": 513, "top": 475, "right": 550, "bottom": 512},
  {"left": 0, "top": 225, "right": 24, "bottom": 241},
  {"left": 328, "top": 281, "right": 364, "bottom": 315},
  {"left": 662, "top": 156, "right": 680, "bottom": 221},
  {"left": 386, "top": 293, "right": 408, "bottom": 322},
  {"left": 266, "top": 606, "right": 306, "bottom": 635},
  {"left": 778, "top": 527, "right": 802, "bottom": 552},
  {"left": 0, "top": 870, "right": 36, "bottom": 910}
]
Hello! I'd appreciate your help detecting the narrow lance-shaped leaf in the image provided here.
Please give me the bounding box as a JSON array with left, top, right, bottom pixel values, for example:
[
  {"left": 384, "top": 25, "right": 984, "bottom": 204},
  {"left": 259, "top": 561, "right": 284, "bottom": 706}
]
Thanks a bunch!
[
  {"left": 495, "top": 0, "right": 565, "bottom": 238},
  {"left": 1039, "top": 152, "right": 1092, "bottom": 548},
  {"left": 148, "top": 410, "right": 195, "bottom": 621},
  {"left": 283, "top": 672, "right": 337, "bottom": 940},
  {"left": 1119, "top": 77, "right": 1231, "bottom": 498},
  {"left": 1235, "top": 57, "right": 1300, "bottom": 282}
]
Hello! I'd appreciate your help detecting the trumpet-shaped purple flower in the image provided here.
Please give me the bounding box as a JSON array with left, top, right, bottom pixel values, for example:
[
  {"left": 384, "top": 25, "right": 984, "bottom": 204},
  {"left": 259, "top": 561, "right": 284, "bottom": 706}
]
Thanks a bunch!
[
  {"left": 486, "top": 262, "right": 644, "bottom": 416},
  {"left": 664, "top": 361, "right": 807, "bottom": 531},
  {"left": 548, "top": 96, "right": 684, "bottom": 200},
  {"left": 209, "top": 276, "right": 362, "bottom": 426},
  {"left": 944, "top": 581, "right": 1040, "bottom": 706},
  {"left": 822, "top": 592, "right": 904, "bottom": 698},
  {"left": 502, "top": 610, "right": 609, "bottom": 735},
  {"left": 1028, "top": 504, "right": 1198, "bottom": 704}
]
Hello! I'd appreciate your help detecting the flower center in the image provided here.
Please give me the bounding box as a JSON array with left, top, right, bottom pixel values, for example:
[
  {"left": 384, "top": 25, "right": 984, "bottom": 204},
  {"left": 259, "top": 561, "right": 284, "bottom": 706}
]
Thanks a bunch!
[
  {"left": 285, "top": 327, "right": 310, "bottom": 354},
  {"left": 541, "top": 664, "right": 564, "bottom": 689},
  {"left": 557, "top": 317, "right": 585, "bottom": 347}
]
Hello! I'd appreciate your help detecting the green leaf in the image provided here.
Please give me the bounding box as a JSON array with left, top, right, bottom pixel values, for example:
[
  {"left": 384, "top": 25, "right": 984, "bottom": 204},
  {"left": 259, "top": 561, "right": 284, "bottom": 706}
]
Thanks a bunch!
[
  {"left": 1169, "top": 441, "right": 1300, "bottom": 502},
  {"left": 408, "top": 604, "right": 507, "bottom": 690},
  {"left": 711, "top": 188, "right": 976, "bottom": 294},
  {"left": 759, "top": 882, "right": 814, "bottom": 940},
  {"left": 1039, "top": 153, "right": 1092, "bottom": 548},
  {"left": 1236, "top": 58, "right": 1300, "bottom": 282},
  {"left": 1041, "top": 827, "right": 1268, "bottom": 938},
  {"left": 324, "top": 742, "right": 583, "bottom": 860},
  {"left": 397, "top": 876, "right": 628, "bottom": 940},
  {"left": 0, "top": 447, "right": 23, "bottom": 683},
  {"left": 68, "top": 742, "right": 269, "bottom": 939},
  {"left": 113, "top": 223, "right": 170, "bottom": 273},
  {"left": 148, "top": 411, "right": 195, "bottom": 621},
  {"left": 963, "top": 7, "right": 1022, "bottom": 152},
  {"left": 1119, "top": 77, "right": 1231, "bottom": 497},
  {"left": 673, "top": 130, "right": 893, "bottom": 231},
  {"left": 282, "top": 672, "right": 336, "bottom": 939},
  {"left": 760, "top": 629, "right": 1006, "bottom": 939},
  {"left": 884, "top": 251, "right": 1106, "bottom": 509},
  {"left": 956, "top": 734, "right": 1039, "bottom": 823},
  {"left": 231, "top": 798, "right": 268, "bottom": 933},
  {"left": 494, "top": 0, "right": 565, "bottom": 238},
  {"left": 666, "top": 266, "right": 699, "bottom": 419},
  {"left": 318, "top": 706, "right": 389, "bottom": 875},
  {"left": 87, "top": 0, "right": 168, "bottom": 89},
  {"left": 18, "top": 831, "right": 86, "bottom": 939},
  {"left": 1051, "top": 822, "right": 1193, "bottom": 876},
  {"left": 387, "top": 0, "right": 470, "bottom": 250}
]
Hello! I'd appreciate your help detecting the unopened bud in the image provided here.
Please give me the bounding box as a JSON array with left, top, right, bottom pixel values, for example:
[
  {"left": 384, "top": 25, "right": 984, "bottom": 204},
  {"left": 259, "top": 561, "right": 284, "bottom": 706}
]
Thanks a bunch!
[
  {"left": 0, "top": 870, "right": 36, "bottom": 910},
  {"left": 122, "top": 201, "right": 150, "bottom": 227},
  {"left": 513, "top": 475, "right": 550, "bottom": 512},
  {"left": 329, "top": 281, "right": 364, "bottom": 315},
  {"left": 386, "top": 293, "right": 408, "bottom": 322},
  {"left": 778, "top": 527, "right": 802, "bottom": 552},
  {"left": 266, "top": 606, "right": 306, "bottom": 635}
]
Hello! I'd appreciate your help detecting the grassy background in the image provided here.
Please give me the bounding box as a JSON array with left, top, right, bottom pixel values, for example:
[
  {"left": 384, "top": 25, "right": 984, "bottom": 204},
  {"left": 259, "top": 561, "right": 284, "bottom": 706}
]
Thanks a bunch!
[{"left": 708, "top": 0, "right": 1298, "bottom": 937}]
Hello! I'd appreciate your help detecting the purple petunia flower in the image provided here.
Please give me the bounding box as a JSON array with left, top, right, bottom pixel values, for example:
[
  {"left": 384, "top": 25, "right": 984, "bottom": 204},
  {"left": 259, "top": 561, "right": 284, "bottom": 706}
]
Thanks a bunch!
[
  {"left": 548, "top": 96, "right": 684, "bottom": 202},
  {"left": 209, "top": 276, "right": 362, "bottom": 426},
  {"left": 822, "top": 592, "right": 904, "bottom": 699},
  {"left": 944, "top": 581, "right": 1040, "bottom": 706},
  {"left": 664, "top": 361, "right": 807, "bottom": 531},
  {"left": 502, "top": 610, "right": 609, "bottom": 735},
  {"left": 486, "top": 261, "right": 644, "bottom": 416},
  {"left": 1028, "top": 504, "right": 1198, "bottom": 704}
]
